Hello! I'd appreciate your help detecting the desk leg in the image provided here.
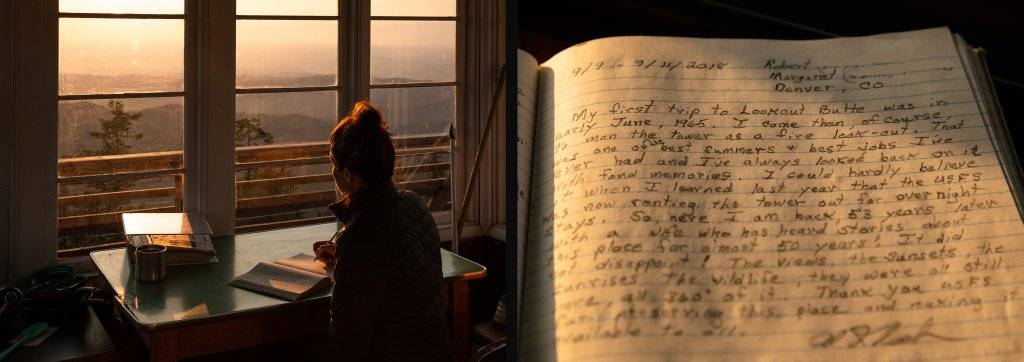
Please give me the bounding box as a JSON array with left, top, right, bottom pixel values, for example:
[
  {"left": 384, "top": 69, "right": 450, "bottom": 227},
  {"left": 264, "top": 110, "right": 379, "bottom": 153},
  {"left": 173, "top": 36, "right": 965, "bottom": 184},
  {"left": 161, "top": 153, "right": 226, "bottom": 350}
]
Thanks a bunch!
[
  {"left": 453, "top": 281, "right": 469, "bottom": 362},
  {"left": 119, "top": 312, "right": 146, "bottom": 361},
  {"left": 148, "top": 329, "right": 179, "bottom": 362}
]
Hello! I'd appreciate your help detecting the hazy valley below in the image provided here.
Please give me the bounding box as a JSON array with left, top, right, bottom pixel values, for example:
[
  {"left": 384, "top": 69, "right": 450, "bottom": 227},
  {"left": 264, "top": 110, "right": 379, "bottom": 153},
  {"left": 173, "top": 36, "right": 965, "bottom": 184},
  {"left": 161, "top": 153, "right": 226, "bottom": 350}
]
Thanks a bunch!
[{"left": 59, "top": 73, "right": 455, "bottom": 158}]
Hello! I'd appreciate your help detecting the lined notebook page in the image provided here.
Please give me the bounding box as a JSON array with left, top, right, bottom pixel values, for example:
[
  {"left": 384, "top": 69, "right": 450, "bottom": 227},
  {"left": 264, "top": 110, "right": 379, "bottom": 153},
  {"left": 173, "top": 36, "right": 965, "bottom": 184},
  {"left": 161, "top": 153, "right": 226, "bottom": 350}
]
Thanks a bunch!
[
  {"left": 521, "top": 28, "right": 1024, "bottom": 361},
  {"left": 231, "top": 261, "right": 328, "bottom": 301},
  {"left": 275, "top": 253, "right": 328, "bottom": 276},
  {"left": 518, "top": 49, "right": 544, "bottom": 342}
]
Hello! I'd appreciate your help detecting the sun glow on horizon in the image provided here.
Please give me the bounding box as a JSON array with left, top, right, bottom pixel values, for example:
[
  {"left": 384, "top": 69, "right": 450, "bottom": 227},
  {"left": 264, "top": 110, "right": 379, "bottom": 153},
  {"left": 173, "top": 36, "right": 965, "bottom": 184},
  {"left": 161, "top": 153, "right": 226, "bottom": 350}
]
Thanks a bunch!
[
  {"left": 59, "top": 0, "right": 456, "bottom": 79},
  {"left": 60, "top": 0, "right": 184, "bottom": 14}
]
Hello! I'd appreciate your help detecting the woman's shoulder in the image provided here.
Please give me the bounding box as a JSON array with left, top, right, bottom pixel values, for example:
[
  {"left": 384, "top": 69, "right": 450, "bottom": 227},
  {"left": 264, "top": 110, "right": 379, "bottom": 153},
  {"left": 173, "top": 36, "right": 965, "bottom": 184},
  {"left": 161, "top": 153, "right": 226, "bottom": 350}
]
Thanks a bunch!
[
  {"left": 395, "top": 188, "right": 421, "bottom": 201},
  {"left": 347, "top": 189, "right": 432, "bottom": 233},
  {"left": 394, "top": 189, "right": 431, "bottom": 213},
  {"left": 341, "top": 189, "right": 438, "bottom": 256}
]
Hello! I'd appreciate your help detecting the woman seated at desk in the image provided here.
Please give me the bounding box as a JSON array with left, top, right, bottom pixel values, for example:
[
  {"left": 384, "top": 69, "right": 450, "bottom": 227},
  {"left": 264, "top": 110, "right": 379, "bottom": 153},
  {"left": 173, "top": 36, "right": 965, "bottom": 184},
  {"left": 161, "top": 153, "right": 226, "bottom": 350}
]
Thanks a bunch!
[{"left": 313, "top": 101, "right": 451, "bottom": 361}]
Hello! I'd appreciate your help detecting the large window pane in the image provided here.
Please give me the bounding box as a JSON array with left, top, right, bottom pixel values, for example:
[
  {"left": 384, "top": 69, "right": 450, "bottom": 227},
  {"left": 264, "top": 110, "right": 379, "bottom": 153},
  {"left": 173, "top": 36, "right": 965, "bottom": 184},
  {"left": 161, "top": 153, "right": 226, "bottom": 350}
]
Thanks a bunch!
[
  {"left": 370, "top": 87, "right": 453, "bottom": 211},
  {"left": 58, "top": 97, "right": 185, "bottom": 251},
  {"left": 370, "top": 86, "right": 454, "bottom": 136},
  {"left": 237, "top": 20, "right": 338, "bottom": 88},
  {"left": 235, "top": 91, "right": 338, "bottom": 231},
  {"left": 59, "top": 19, "right": 184, "bottom": 95},
  {"left": 236, "top": 91, "right": 337, "bottom": 143},
  {"left": 59, "top": 173, "right": 184, "bottom": 251},
  {"left": 372, "top": 0, "right": 455, "bottom": 16},
  {"left": 59, "top": 97, "right": 184, "bottom": 160},
  {"left": 235, "top": 162, "right": 335, "bottom": 230},
  {"left": 237, "top": 0, "right": 337, "bottom": 16},
  {"left": 60, "top": 0, "right": 183, "bottom": 14},
  {"left": 371, "top": 21, "right": 455, "bottom": 84}
]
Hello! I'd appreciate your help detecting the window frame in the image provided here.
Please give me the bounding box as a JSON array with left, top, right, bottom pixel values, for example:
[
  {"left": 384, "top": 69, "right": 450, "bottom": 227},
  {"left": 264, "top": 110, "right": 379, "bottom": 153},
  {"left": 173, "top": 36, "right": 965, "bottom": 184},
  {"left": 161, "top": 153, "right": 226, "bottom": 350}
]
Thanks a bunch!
[
  {"left": 230, "top": 0, "right": 463, "bottom": 237},
  {"left": 6, "top": 0, "right": 501, "bottom": 281},
  {"left": 54, "top": 6, "right": 191, "bottom": 258},
  {"left": 364, "top": 3, "right": 463, "bottom": 241},
  {"left": 232, "top": 4, "right": 344, "bottom": 235}
]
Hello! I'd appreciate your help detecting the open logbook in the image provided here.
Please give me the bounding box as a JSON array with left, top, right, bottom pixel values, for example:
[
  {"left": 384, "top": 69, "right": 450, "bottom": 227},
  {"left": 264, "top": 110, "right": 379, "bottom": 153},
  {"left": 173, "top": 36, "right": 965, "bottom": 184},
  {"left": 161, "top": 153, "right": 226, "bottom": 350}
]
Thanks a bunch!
[
  {"left": 230, "top": 253, "right": 331, "bottom": 301},
  {"left": 516, "top": 28, "right": 1023, "bottom": 361}
]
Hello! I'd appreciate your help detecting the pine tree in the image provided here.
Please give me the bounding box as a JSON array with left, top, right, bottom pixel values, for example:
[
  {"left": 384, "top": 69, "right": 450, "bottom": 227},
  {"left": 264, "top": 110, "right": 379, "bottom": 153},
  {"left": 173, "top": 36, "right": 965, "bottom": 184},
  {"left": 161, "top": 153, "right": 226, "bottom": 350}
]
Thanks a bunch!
[
  {"left": 81, "top": 100, "right": 144, "bottom": 195},
  {"left": 235, "top": 116, "right": 295, "bottom": 198},
  {"left": 235, "top": 116, "right": 275, "bottom": 146},
  {"left": 83, "top": 100, "right": 143, "bottom": 156}
]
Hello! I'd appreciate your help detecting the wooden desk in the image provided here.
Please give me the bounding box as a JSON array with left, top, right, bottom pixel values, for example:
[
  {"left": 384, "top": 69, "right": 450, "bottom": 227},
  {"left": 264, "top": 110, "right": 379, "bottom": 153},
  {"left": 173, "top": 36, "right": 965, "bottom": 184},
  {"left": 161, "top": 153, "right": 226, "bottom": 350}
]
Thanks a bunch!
[{"left": 90, "top": 223, "right": 486, "bottom": 362}]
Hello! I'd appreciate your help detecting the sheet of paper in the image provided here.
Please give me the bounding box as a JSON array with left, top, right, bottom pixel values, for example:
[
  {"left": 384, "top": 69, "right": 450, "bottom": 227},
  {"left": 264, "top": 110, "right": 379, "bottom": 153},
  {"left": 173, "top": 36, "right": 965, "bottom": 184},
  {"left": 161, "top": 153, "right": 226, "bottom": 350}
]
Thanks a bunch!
[
  {"left": 275, "top": 253, "right": 328, "bottom": 276},
  {"left": 522, "top": 28, "right": 1024, "bottom": 361},
  {"left": 520, "top": 49, "right": 561, "bottom": 359},
  {"left": 147, "top": 234, "right": 193, "bottom": 248},
  {"left": 517, "top": 49, "right": 541, "bottom": 333},
  {"left": 122, "top": 212, "right": 212, "bottom": 235},
  {"left": 233, "top": 261, "right": 327, "bottom": 299}
]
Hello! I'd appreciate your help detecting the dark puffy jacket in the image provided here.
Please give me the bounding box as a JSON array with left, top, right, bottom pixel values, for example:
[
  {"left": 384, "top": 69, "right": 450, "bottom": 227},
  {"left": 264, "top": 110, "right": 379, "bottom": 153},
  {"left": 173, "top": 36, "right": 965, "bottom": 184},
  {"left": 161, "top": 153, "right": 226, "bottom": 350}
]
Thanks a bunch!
[{"left": 327, "top": 183, "right": 451, "bottom": 361}]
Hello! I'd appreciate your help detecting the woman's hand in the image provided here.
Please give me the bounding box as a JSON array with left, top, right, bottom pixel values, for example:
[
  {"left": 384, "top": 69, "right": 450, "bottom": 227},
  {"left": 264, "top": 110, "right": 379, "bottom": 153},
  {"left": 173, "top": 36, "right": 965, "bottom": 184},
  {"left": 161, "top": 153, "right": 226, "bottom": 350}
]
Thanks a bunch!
[
  {"left": 313, "top": 240, "right": 337, "bottom": 270},
  {"left": 313, "top": 240, "right": 331, "bottom": 254}
]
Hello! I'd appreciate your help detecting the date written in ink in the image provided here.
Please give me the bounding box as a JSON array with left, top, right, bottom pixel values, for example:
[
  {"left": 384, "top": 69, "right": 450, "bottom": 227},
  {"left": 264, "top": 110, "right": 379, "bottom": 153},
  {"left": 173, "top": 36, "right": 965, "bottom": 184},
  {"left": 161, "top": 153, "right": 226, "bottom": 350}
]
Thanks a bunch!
[{"left": 571, "top": 59, "right": 727, "bottom": 77}]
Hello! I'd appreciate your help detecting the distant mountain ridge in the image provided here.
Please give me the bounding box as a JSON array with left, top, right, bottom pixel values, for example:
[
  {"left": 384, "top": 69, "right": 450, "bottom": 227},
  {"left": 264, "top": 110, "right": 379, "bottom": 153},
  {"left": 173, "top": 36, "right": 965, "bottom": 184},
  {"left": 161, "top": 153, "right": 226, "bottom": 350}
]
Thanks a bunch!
[{"left": 59, "top": 74, "right": 454, "bottom": 157}]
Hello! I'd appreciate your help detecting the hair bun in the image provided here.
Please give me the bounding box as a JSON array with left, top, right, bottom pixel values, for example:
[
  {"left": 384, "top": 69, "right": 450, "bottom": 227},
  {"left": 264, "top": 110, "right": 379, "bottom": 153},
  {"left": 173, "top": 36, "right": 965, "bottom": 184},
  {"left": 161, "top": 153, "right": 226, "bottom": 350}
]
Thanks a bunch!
[
  {"left": 351, "top": 101, "right": 383, "bottom": 130},
  {"left": 329, "top": 101, "right": 396, "bottom": 185}
]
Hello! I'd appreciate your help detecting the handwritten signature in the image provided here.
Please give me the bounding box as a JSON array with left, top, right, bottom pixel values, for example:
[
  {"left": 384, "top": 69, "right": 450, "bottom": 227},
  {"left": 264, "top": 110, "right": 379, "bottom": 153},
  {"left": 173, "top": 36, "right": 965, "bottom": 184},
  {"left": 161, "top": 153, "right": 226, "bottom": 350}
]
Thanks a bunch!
[{"left": 810, "top": 317, "right": 962, "bottom": 349}]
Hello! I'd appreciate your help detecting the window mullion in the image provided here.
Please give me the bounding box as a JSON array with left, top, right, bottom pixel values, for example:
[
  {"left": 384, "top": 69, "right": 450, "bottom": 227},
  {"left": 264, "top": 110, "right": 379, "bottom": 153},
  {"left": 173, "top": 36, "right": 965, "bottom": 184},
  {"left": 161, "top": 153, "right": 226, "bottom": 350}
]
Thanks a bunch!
[
  {"left": 184, "top": 0, "right": 202, "bottom": 230},
  {"left": 368, "top": 81, "right": 458, "bottom": 89},
  {"left": 58, "top": 91, "right": 186, "bottom": 100},
  {"left": 57, "top": 13, "right": 183, "bottom": 19},
  {"left": 234, "top": 15, "right": 337, "bottom": 21},
  {"left": 341, "top": 0, "right": 370, "bottom": 113},
  {"left": 187, "top": 0, "right": 236, "bottom": 235},
  {"left": 338, "top": 0, "right": 371, "bottom": 228},
  {"left": 450, "top": 0, "right": 469, "bottom": 250},
  {"left": 236, "top": 85, "right": 340, "bottom": 94},
  {"left": 342, "top": 0, "right": 350, "bottom": 121},
  {"left": 369, "top": 16, "right": 457, "bottom": 21}
]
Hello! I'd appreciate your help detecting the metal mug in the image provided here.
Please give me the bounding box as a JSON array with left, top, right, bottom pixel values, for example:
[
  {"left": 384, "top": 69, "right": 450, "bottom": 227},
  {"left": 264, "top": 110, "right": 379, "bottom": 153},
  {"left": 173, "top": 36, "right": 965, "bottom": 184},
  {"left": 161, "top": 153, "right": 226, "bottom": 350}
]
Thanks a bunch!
[{"left": 135, "top": 244, "right": 167, "bottom": 282}]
